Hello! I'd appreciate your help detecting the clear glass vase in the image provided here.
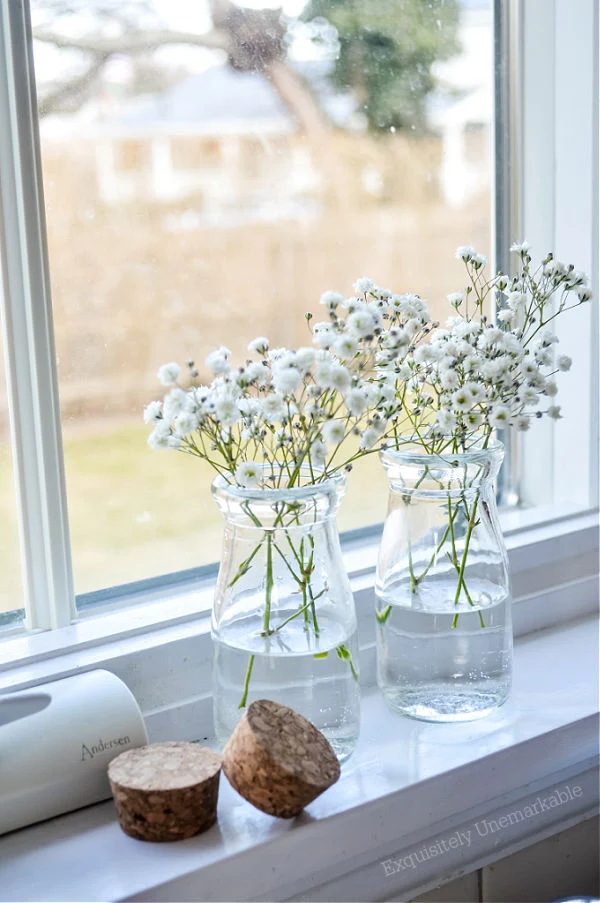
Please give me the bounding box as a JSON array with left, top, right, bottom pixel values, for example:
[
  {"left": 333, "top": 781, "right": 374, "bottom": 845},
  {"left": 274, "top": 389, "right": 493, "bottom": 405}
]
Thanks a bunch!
[
  {"left": 211, "top": 471, "right": 360, "bottom": 762},
  {"left": 375, "top": 440, "right": 512, "bottom": 721}
]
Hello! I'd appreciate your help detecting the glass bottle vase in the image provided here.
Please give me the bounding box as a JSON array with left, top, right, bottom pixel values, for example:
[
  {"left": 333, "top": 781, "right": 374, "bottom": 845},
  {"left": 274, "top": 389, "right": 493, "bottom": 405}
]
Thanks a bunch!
[
  {"left": 211, "top": 471, "right": 360, "bottom": 762},
  {"left": 375, "top": 441, "right": 512, "bottom": 721}
]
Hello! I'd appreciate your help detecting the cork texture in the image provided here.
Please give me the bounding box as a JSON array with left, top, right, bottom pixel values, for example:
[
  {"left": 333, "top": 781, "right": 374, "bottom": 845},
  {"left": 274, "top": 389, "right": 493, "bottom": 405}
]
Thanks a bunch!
[
  {"left": 108, "top": 741, "right": 221, "bottom": 842},
  {"left": 222, "top": 699, "right": 341, "bottom": 818}
]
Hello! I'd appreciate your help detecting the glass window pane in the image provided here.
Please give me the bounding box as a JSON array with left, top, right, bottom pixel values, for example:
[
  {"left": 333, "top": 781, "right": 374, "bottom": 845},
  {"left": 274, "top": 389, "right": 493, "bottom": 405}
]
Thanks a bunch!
[
  {"left": 0, "top": 336, "right": 25, "bottom": 629},
  {"left": 32, "top": 0, "right": 493, "bottom": 600}
]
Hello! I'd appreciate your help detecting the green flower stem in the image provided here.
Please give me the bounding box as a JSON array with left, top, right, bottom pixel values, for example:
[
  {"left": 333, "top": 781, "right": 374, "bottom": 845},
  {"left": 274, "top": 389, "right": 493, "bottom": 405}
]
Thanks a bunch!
[
  {"left": 336, "top": 644, "right": 359, "bottom": 682},
  {"left": 263, "top": 533, "right": 274, "bottom": 635},
  {"left": 376, "top": 604, "right": 392, "bottom": 625},
  {"left": 451, "top": 491, "right": 485, "bottom": 629},
  {"left": 239, "top": 654, "right": 255, "bottom": 709}
]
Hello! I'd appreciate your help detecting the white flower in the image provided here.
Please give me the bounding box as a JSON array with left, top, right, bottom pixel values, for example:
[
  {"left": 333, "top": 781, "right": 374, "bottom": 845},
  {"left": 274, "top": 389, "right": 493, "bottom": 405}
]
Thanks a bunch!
[
  {"left": 214, "top": 395, "right": 240, "bottom": 425},
  {"left": 242, "top": 361, "right": 268, "bottom": 386},
  {"left": 548, "top": 405, "right": 562, "bottom": 420},
  {"left": 334, "top": 335, "right": 358, "bottom": 360},
  {"left": 235, "top": 461, "right": 261, "bottom": 488},
  {"left": 439, "top": 367, "right": 460, "bottom": 390},
  {"left": 206, "top": 346, "right": 231, "bottom": 374},
  {"left": 248, "top": 336, "right": 269, "bottom": 355},
  {"left": 313, "top": 322, "right": 336, "bottom": 349},
  {"left": 544, "top": 258, "right": 566, "bottom": 279},
  {"left": 464, "top": 382, "right": 486, "bottom": 404},
  {"left": 464, "top": 410, "right": 482, "bottom": 430},
  {"left": 452, "top": 388, "right": 473, "bottom": 413},
  {"left": 489, "top": 404, "right": 510, "bottom": 428},
  {"left": 173, "top": 412, "right": 199, "bottom": 437},
  {"left": 329, "top": 364, "right": 352, "bottom": 393},
  {"left": 162, "top": 387, "right": 189, "bottom": 422},
  {"left": 544, "top": 379, "right": 559, "bottom": 397},
  {"left": 510, "top": 240, "right": 530, "bottom": 254},
  {"left": 294, "top": 347, "right": 317, "bottom": 373},
  {"left": 514, "top": 414, "right": 530, "bottom": 431},
  {"left": 472, "top": 253, "right": 487, "bottom": 269},
  {"left": 359, "top": 427, "right": 379, "bottom": 450},
  {"left": 557, "top": 354, "right": 572, "bottom": 372},
  {"left": 414, "top": 345, "right": 443, "bottom": 365},
  {"left": 456, "top": 246, "right": 476, "bottom": 262},
  {"left": 347, "top": 310, "right": 377, "bottom": 339},
  {"left": 147, "top": 422, "right": 172, "bottom": 450},
  {"left": 435, "top": 410, "right": 457, "bottom": 435},
  {"left": 272, "top": 364, "right": 302, "bottom": 395},
  {"left": 320, "top": 290, "right": 344, "bottom": 310},
  {"left": 310, "top": 441, "right": 327, "bottom": 466},
  {"left": 314, "top": 359, "right": 334, "bottom": 389},
  {"left": 353, "top": 277, "right": 375, "bottom": 295},
  {"left": 261, "top": 394, "right": 286, "bottom": 423},
  {"left": 157, "top": 362, "right": 180, "bottom": 386},
  {"left": 535, "top": 348, "right": 553, "bottom": 367},
  {"left": 578, "top": 287, "right": 592, "bottom": 302},
  {"left": 447, "top": 292, "right": 464, "bottom": 308},
  {"left": 143, "top": 400, "right": 162, "bottom": 424},
  {"left": 518, "top": 387, "right": 539, "bottom": 407},
  {"left": 322, "top": 419, "right": 346, "bottom": 445},
  {"left": 344, "top": 388, "right": 369, "bottom": 417},
  {"left": 267, "top": 347, "right": 287, "bottom": 362},
  {"left": 507, "top": 291, "right": 527, "bottom": 312},
  {"left": 497, "top": 308, "right": 516, "bottom": 325}
]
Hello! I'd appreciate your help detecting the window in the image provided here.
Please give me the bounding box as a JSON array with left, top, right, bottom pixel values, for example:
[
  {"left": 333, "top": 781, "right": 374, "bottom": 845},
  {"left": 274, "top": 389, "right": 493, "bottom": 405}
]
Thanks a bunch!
[{"left": 0, "top": 0, "right": 597, "bottom": 642}]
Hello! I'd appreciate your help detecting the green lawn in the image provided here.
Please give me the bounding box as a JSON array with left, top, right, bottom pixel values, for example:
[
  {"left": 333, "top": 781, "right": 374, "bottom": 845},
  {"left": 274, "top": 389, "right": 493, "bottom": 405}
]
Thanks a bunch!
[{"left": 0, "top": 420, "right": 389, "bottom": 614}]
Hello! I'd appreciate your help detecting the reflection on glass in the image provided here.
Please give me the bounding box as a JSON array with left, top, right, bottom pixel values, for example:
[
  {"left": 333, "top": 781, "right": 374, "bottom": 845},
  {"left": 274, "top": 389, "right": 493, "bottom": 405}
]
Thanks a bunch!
[{"left": 32, "top": 0, "right": 493, "bottom": 598}]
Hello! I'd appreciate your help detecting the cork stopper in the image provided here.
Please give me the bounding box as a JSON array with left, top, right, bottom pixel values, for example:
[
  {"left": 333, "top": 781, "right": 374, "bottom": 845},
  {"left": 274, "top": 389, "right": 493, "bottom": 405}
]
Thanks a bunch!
[
  {"left": 108, "top": 742, "right": 221, "bottom": 842},
  {"left": 222, "top": 699, "right": 341, "bottom": 818}
]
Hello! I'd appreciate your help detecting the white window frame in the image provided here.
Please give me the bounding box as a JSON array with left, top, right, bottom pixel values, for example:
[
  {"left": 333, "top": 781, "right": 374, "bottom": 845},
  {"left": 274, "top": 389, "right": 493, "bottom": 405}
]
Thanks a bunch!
[{"left": 0, "top": 0, "right": 598, "bottom": 699}]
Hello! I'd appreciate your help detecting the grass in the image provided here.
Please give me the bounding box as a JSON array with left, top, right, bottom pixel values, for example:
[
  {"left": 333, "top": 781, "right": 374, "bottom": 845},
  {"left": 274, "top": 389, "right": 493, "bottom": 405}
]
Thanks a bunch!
[{"left": 0, "top": 419, "right": 389, "bottom": 614}]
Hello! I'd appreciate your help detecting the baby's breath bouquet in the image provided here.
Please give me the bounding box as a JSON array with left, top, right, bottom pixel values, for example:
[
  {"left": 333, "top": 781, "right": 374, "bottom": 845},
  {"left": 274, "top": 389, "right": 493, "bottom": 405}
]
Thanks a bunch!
[
  {"left": 146, "top": 333, "right": 411, "bottom": 756},
  {"left": 309, "top": 243, "right": 590, "bottom": 721}
]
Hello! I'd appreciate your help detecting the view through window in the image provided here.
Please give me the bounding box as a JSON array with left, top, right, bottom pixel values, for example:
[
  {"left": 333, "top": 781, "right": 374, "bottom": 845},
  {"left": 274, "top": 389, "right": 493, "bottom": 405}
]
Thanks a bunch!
[{"left": 23, "top": 0, "right": 493, "bottom": 601}]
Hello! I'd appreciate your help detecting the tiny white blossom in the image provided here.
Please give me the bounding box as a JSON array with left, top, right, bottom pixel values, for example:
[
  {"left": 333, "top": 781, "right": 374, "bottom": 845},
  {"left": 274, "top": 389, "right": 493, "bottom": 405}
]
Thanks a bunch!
[
  {"left": 447, "top": 292, "right": 464, "bottom": 308},
  {"left": 235, "top": 461, "right": 261, "bottom": 488},
  {"left": 320, "top": 290, "right": 344, "bottom": 309},
  {"left": 578, "top": 287, "right": 592, "bottom": 302},
  {"left": 510, "top": 240, "right": 530, "bottom": 254},
  {"left": 456, "top": 246, "right": 476, "bottom": 262},
  {"left": 544, "top": 379, "right": 559, "bottom": 397},
  {"left": 464, "top": 410, "right": 482, "bottom": 430},
  {"left": 248, "top": 336, "right": 269, "bottom": 355},
  {"left": 272, "top": 365, "right": 302, "bottom": 395},
  {"left": 310, "top": 441, "right": 327, "bottom": 466},
  {"left": 353, "top": 277, "right": 375, "bottom": 295},
  {"left": 359, "top": 427, "right": 379, "bottom": 450},
  {"left": 313, "top": 323, "right": 336, "bottom": 349},
  {"left": 452, "top": 388, "right": 473, "bottom": 413},
  {"left": 489, "top": 404, "right": 510, "bottom": 428},
  {"left": 334, "top": 335, "right": 358, "bottom": 360},
  {"left": 294, "top": 347, "right": 317, "bottom": 372},
  {"left": 347, "top": 310, "right": 377, "bottom": 339},
  {"left": 147, "top": 422, "right": 172, "bottom": 450},
  {"left": 435, "top": 410, "right": 457, "bottom": 435},
  {"left": 329, "top": 364, "right": 352, "bottom": 393},
  {"left": 497, "top": 308, "right": 516, "bottom": 325},
  {"left": 206, "top": 346, "right": 231, "bottom": 374},
  {"left": 344, "top": 388, "right": 369, "bottom": 417},
  {"left": 507, "top": 291, "right": 527, "bottom": 312},
  {"left": 260, "top": 394, "right": 286, "bottom": 423},
  {"left": 557, "top": 354, "right": 572, "bottom": 372},
  {"left": 514, "top": 414, "right": 530, "bottom": 431},
  {"left": 472, "top": 253, "right": 487, "bottom": 269},
  {"left": 143, "top": 400, "right": 162, "bottom": 424},
  {"left": 322, "top": 419, "right": 346, "bottom": 445},
  {"left": 547, "top": 405, "right": 562, "bottom": 420},
  {"left": 157, "top": 362, "right": 180, "bottom": 386},
  {"left": 518, "top": 386, "right": 539, "bottom": 407}
]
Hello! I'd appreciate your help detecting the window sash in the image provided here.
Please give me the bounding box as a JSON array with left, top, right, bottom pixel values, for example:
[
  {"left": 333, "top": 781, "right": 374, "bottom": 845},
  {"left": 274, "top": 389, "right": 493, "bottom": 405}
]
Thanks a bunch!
[
  {"left": 0, "top": 0, "right": 74, "bottom": 629},
  {"left": 0, "top": 0, "right": 597, "bottom": 638}
]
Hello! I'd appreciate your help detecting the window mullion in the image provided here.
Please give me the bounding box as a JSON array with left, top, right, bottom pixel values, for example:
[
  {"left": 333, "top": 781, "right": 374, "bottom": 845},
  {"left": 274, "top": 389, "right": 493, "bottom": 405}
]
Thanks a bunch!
[{"left": 0, "top": 0, "right": 74, "bottom": 629}]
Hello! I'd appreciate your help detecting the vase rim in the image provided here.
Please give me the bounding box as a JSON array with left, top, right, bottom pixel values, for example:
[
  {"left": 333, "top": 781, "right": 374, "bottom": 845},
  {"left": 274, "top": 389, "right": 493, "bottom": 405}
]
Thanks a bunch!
[
  {"left": 211, "top": 467, "right": 346, "bottom": 502},
  {"left": 380, "top": 437, "right": 504, "bottom": 467}
]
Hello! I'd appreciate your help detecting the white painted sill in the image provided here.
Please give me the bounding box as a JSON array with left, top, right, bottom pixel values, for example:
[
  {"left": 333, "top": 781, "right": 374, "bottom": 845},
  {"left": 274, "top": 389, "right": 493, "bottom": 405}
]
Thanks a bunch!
[{"left": 1, "top": 616, "right": 598, "bottom": 903}]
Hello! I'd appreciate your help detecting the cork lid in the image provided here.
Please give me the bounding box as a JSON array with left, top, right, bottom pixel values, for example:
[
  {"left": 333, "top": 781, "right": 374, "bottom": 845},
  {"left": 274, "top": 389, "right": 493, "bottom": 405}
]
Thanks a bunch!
[
  {"left": 245, "top": 699, "right": 340, "bottom": 787},
  {"left": 108, "top": 741, "right": 222, "bottom": 791}
]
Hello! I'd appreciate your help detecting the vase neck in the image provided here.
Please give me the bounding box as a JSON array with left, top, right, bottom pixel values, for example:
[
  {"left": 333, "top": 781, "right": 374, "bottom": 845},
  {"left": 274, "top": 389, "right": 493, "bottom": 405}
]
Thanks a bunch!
[{"left": 380, "top": 444, "right": 504, "bottom": 494}]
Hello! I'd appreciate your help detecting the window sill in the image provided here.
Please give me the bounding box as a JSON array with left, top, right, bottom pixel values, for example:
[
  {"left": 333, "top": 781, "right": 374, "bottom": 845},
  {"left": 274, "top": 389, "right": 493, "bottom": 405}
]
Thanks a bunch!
[{"left": 1, "top": 616, "right": 598, "bottom": 903}]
